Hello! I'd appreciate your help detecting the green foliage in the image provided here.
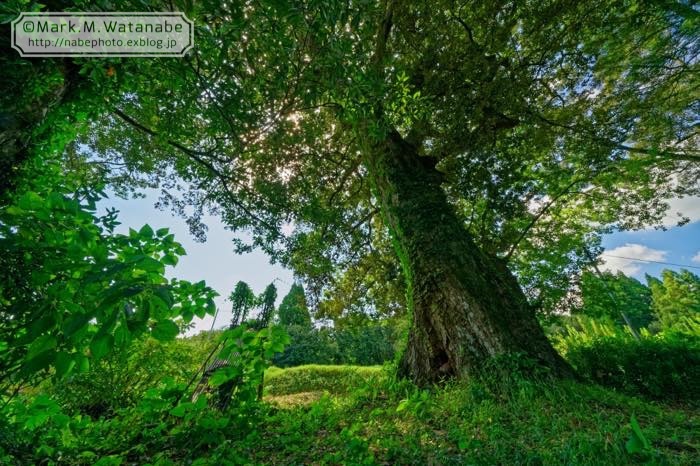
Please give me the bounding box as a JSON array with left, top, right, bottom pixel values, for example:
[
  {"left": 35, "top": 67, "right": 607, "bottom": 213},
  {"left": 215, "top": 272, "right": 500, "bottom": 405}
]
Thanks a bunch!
[
  {"left": 552, "top": 315, "right": 631, "bottom": 352},
  {"left": 229, "top": 281, "right": 255, "bottom": 327},
  {"left": 0, "top": 179, "right": 217, "bottom": 387},
  {"left": 573, "top": 267, "right": 700, "bottom": 335},
  {"left": 1, "top": 378, "right": 260, "bottom": 465},
  {"left": 0, "top": 324, "right": 288, "bottom": 465},
  {"left": 554, "top": 316, "right": 700, "bottom": 402},
  {"left": 333, "top": 324, "right": 399, "bottom": 366},
  {"left": 73, "top": 0, "right": 699, "bottom": 328},
  {"left": 4, "top": 356, "right": 699, "bottom": 464},
  {"left": 211, "top": 324, "right": 290, "bottom": 403},
  {"left": 316, "top": 239, "right": 407, "bottom": 324},
  {"left": 245, "top": 368, "right": 698, "bottom": 464},
  {"left": 272, "top": 323, "right": 399, "bottom": 368},
  {"left": 626, "top": 415, "right": 653, "bottom": 456},
  {"left": 577, "top": 270, "right": 654, "bottom": 330},
  {"left": 563, "top": 332, "right": 700, "bottom": 402},
  {"left": 277, "top": 283, "right": 311, "bottom": 327},
  {"left": 254, "top": 283, "right": 277, "bottom": 329},
  {"left": 265, "top": 365, "right": 383, "bottom": 396},
  {"left": 649, "top": 269, "right": 700, "bottom": 331},
  {"left": 272, "top": 325, "right": 338, "bottom": 367},
  {"left": 2, "top": 1, "right": 699, "bottom": 463},
  {"left": 45, "top": 336, "right": 215, "bottom": 418}
]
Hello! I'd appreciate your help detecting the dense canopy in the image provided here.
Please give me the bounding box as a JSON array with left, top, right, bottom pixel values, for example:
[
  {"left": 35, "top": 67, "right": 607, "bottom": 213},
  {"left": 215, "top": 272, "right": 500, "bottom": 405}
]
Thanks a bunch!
[
  {"left": 1, "top": 1, "right": 700, "bottom": 464},
  {"left": 2, "top": 0, "right": 698, "bottom": 382}
]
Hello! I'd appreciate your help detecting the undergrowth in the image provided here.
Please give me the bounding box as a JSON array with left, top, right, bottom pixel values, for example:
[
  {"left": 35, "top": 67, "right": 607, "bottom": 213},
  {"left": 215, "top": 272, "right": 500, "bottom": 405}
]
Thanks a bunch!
[
  {"left": 264, "top": 364, "right": 384, "bottom": 396},
  {"left": 248, "top": 365, "right": 699, "bottom": 465},
  {"left": 4, "top": 364, "right": 698, "bottom": 465}
]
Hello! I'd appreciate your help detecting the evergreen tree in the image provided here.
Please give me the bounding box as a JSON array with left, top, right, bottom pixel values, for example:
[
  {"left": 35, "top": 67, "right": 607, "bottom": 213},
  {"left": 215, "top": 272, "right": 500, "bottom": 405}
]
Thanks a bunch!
[
  {"left": 278, "top": 284, "right": 312, "bottom": 328},
  {"left": 230, "top": 281, "right": 255, "bottom": 327},
  {"left": 256, "top": 283, "right": 278, "bottom": 329}
]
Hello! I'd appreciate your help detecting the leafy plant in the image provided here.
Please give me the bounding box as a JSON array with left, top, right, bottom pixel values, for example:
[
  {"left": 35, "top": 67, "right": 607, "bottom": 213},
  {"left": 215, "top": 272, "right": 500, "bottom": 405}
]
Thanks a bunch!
[
  {"left": 626, "top": 415, "right": 653, "bottom": 455},
  {"left": 209, "top": 324, "right": 290, "bottom": 404},
  {"left": 561, "top": 331, "right": 700, "bottom": 402},
  {"left": 0, "top": 182, "right": 217, "bottom": 389}
]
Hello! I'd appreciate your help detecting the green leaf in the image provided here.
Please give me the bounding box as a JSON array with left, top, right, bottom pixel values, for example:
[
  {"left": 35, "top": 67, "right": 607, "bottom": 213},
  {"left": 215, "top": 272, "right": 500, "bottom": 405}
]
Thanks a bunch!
[
  {"left": 114, "top": 324, "right": 130, "bottom": 347},
  {"left": 205, "top": 298, "right": 217, "bottom": 316},
  {"left": 4, "top": 206, "right": 23, "bottom": 215},
  {"left": 161, "top": 253, "right": 178, "bottom": 266},
  {"left": 76, "top": 353, "right": 90, "bottom": 373},
  {"left": 93, "top": 455, "right": 124, "bottom": 466},
  {"left": 626, "top": 415, "right": 652, "bottom": 454},
  {"left": 458, "top": 438, "right": 469, "bottom": 451},
  {"left": 154, "top": 287, "right": 174, "bottom": 308},
  {"left": 55, "top": 351, "right": 76, "bottom": 378},
  {"left": 26, "top": 314, "right": 56, "bottom": 341},
  {"left": 90, "top": 334, "right": 114, "bottom": 361},
  {"left": 63, "top": 313, "right": 92, "bottom": 337},
  {"left": 136, "top": 256, "right": 165, "bottom": 273},
  {"left": 209, "top": 366, "right": 240, "bottom": 386},
  {"left": 170, "top": 402, "right": 191, "bottom": 417},
  {"left": 27, "top": 334, "right": 57, "bottom": 358},
  {"left": 139, "top": 224, "right": 154, "bottom": 238},
  {"left": 396, "top": 399, "right": 409, "bottom": 413},
  {"left": 21, "top": 350, "right": 55, "bottom": 376},
  {"left": 151, "top": 320, "right": 180, "bottom": 341}
]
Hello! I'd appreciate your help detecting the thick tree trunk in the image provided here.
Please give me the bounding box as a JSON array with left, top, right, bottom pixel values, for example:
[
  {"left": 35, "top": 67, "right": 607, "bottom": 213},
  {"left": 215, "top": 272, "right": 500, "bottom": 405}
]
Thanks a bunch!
[{"left": 364, "top": 129, "right": 573, "bottom": 384}]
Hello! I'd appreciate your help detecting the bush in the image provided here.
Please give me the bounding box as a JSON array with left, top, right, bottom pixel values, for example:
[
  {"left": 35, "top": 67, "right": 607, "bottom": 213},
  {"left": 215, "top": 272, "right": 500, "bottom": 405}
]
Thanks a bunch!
[
  {"left": 46, "top": 335, "right": 216, "bottom": 417},
  {"left": 564, "top": 333, "right": 700, "bottom": 402},
  {"left": 264, "top": 365, "right": 384, "bottom": 395},
  {"left": 334, "top": 325, "right": 397, "bottom": 366},
  {"left": 272, "top": 323, "right": 399, "bottom": 368},
  {"left": 272, "top": 326, "right": 340, "bottom": 367}
]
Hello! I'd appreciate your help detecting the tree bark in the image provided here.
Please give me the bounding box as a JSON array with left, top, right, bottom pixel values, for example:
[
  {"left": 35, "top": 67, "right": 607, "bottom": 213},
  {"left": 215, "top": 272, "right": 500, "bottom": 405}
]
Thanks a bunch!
[{"left": 364, "top": 129, "right": 573, "bottom": 384}]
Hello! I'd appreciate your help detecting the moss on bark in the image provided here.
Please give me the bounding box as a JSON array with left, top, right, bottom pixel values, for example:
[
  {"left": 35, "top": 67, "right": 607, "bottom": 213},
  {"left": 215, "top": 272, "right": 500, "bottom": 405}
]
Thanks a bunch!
[{"left": 363, "top": 129, "right": 573, "bottom": 384}]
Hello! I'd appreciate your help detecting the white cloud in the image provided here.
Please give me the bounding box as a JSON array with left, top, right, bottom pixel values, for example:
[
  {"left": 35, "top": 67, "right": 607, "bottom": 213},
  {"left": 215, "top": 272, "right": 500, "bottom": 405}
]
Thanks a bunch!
[
  {"left": 659, "top": 196, "right": 700, "bottom": 228},
  {"left": 599, "top": 243, "right": 667, "bottom": 276},
  {"left": 692, "top": 251, "right": 700, "bottom": 264}
]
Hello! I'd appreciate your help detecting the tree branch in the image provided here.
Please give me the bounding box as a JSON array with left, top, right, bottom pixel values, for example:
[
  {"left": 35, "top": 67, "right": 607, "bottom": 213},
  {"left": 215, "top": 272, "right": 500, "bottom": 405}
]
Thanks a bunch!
[
  {"left": 504, "top": 177, "right": 584, "bottom": 261},
  {"left": 530, "top": 111, "right": 700, "bottom": 162},
  {"left": 111, "top": 108, "right": 279, "bottom": 234}
]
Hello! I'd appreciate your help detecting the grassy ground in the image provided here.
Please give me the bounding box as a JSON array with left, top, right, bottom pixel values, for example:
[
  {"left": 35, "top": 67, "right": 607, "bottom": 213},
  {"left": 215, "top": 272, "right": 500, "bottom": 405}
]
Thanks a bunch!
[
  {"left": 251, "top": 365, "right": 699, "bottom": 465},
  {"left": 265, "top": 364, "right": 384, "bottom": 397}
]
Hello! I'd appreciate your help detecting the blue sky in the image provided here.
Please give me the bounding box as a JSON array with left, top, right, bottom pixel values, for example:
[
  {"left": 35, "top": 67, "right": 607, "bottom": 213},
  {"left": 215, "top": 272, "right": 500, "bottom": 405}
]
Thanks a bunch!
[
  {"left": 99, "top": 191, "right": 294, "bottom": 334},
  {"left": 601, "top": 221, "right": 700, "bottom": 278},
  {"left": 101, "top": 191, "right": 699, "bottom": 333}
]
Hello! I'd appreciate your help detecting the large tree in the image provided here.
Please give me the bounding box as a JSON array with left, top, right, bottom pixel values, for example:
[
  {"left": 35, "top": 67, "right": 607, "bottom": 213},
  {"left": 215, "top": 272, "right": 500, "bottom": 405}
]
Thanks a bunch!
[{"left": 71, "top": 0, "right": 698, "bottom": 383}]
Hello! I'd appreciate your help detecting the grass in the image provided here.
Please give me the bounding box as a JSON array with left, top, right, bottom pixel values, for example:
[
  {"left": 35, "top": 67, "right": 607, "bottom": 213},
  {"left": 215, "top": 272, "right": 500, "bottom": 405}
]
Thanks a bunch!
[
  {"left": 249, "top": 364, "right": 699, "bottom": 465},
  {"left": 264, "top": 364, "right": 384, "bottom": 396}
]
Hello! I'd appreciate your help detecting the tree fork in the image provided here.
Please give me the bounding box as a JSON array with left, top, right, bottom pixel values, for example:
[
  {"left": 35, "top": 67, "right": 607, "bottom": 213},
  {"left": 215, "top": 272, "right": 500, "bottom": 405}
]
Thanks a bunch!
[{"left": 364, "top": 129, "right": 574, "bottom": 384}]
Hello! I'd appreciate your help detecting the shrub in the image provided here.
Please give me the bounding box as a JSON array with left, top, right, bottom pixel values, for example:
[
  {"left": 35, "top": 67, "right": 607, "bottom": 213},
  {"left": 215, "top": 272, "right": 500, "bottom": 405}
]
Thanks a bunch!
[
  {"left": 46, "top": 335, "right": 216, "bottom": 417},
  {"left": 334, "top": 325, "right": 397, "bottom": 366},
  {"left": 564, "top": 333, "right": 700, "bottom": 402},
  {"left": 272, "top": 323, "right": 399, "bottom": 368},
  {"left": 264, "top": 364, "right": 384, "bottom": 396},
  {"left": 272, "top": 325, "right": 340, "bottom": 367}
]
